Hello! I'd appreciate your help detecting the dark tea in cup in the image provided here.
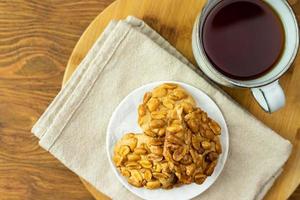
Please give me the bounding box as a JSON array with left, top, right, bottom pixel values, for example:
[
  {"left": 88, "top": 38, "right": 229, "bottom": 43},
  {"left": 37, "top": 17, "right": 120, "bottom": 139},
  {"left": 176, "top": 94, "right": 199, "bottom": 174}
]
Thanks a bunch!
[
  {"left": 202, "top": 0, "right": 285, "bottom": 80},
  {"left": 192, "top": 0, "right": 299, "bottom": 112}
]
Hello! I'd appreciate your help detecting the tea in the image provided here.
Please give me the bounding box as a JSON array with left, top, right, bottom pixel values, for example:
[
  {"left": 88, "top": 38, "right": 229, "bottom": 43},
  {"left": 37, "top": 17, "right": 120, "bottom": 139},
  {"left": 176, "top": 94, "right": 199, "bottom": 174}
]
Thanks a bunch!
[{"left": 202, "top": 0, "right": 285, "bottom": 80}]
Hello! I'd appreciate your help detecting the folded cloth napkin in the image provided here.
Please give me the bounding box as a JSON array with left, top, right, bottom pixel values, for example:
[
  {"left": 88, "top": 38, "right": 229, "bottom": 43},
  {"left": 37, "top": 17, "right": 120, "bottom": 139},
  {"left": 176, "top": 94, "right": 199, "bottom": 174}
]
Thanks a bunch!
[{"left": 32, "top": 16, "right": 292, "bottom": 200}]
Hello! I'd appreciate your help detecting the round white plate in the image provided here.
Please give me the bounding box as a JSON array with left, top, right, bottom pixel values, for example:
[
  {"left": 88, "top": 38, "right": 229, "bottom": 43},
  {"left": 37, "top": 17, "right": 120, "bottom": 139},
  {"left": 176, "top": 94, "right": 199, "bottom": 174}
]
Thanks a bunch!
[{"left": 106, "top": 81, "right": 229, "bottom": 200}]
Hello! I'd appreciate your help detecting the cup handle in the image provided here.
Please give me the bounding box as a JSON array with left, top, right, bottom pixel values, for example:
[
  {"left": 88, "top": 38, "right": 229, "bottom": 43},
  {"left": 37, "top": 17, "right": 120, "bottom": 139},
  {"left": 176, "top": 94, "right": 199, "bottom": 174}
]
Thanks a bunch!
[{"left": 251, "top": 80, "right": 285, "bottom": 113}]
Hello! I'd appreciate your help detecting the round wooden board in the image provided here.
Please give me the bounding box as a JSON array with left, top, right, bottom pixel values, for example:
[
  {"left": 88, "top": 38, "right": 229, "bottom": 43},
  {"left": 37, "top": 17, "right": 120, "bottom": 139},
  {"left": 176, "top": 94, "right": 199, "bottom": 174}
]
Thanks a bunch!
[{"left": 63, "top": 0, "right": 300, "bottom": 199}]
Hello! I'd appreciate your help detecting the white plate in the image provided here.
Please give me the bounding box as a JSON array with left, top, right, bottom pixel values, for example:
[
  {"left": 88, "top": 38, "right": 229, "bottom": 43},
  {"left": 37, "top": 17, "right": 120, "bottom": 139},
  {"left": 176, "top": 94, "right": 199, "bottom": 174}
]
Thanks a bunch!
[{"left": 106, "top": 81, "right": 229, "bottom": 200}]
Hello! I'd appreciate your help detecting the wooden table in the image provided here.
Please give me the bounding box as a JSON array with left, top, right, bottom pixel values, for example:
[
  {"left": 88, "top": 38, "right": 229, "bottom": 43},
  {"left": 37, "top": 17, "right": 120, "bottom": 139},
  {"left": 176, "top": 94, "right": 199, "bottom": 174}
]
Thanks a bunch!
[{"left": 0, "top": 0, "right": 299, "bottom": 199}]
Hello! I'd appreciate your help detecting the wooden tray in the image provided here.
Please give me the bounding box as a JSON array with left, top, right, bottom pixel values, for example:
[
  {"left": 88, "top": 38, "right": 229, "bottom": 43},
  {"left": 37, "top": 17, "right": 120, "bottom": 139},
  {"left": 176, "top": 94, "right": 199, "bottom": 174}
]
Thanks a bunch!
[{"left": 63, "top": 0, "right": 300, "bottom": 199}]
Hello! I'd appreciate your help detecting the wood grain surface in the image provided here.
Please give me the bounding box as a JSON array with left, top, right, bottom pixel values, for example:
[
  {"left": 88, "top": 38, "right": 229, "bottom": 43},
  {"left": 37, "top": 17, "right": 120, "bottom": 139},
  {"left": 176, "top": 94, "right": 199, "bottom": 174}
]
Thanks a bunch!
[
  {"left": 0, "top": 0, "right": 113, "bottom": 199},
  {"left": 0, "top": 0, "right": 299, "bottom": 200}
]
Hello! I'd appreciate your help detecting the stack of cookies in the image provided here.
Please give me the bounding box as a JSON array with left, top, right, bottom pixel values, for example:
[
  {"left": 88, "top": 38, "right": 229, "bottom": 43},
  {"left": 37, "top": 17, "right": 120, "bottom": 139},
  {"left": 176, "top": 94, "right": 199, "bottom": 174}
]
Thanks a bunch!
[{"left": 113, "top": 83, "right": 222, "bottom": 189}]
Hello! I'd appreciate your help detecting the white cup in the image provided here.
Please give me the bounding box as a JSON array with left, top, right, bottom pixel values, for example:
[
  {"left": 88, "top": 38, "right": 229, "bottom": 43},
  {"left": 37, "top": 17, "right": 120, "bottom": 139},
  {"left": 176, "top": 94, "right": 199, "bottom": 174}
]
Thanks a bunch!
[{"left": 192, "top": 0, "right": 299, "bottom": 113}]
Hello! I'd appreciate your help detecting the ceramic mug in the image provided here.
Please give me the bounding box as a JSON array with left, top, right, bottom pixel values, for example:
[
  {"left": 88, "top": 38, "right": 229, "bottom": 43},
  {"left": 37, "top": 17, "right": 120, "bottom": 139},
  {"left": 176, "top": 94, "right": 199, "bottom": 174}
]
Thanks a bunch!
[{"left": 192, "top": 0, "right": 299, "bottom": 113}]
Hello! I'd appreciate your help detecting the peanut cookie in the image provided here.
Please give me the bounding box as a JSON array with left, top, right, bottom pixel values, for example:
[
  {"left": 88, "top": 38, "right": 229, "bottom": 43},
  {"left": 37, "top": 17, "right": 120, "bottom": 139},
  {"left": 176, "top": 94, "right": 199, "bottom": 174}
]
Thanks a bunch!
[{"left": 138, "top": 83, "right": 196, "bottom": 138}]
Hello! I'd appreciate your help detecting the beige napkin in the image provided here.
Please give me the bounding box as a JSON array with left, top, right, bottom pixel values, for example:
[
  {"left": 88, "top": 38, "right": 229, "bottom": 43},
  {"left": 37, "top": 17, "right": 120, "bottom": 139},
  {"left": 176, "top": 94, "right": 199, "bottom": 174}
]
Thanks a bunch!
[{"left": 32, "top": 16, "right": 292, "bottom": 200}]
